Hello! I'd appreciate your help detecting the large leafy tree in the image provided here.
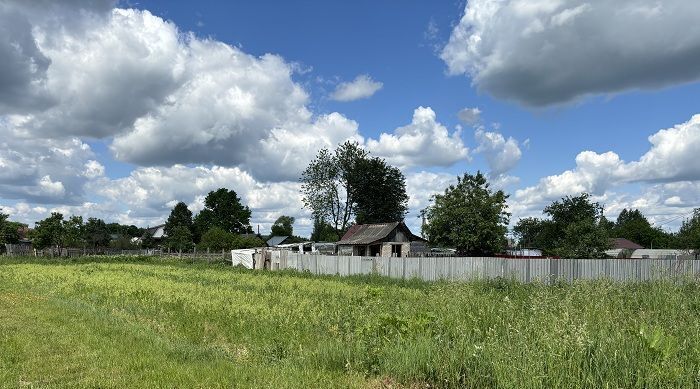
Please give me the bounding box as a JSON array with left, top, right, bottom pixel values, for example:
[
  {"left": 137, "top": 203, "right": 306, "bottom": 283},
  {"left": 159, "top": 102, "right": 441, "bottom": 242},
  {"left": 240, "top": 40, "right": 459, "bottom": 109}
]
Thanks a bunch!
[
  {"left": 63, "top": 216, "right": 85, "bottom": 248},
  {"left": 514, "top": 193, "right": 610, "bottom": 258},
  {"left": 194, "top": 188, "right": 252, "bottom": 236},
  {"left": 301, "top": 141, "right": 368, "bottom": 236},
  {"left": 270, "top": 215, "right": 294, "bottom": 236},
  {"left": 165, "top": 202, "right": 194, "bottom": 238},
  {"left": 613, "top": 208, "right": 672, "bottom": 248},
  {"left": 351, "top": 157, "right": 408, "bottom": 224},
  {"left": 422, "top": 172, "right": 510, "bottom": 256},
  {"left": 168, "top": 226, "right": 194, "bottom": 252},
  {"left": 301, "top": 141, "right": 409, "bottom": 235},
  {"left": 33, "top": 213, "right": 66, "bottom": 250},
  {"left": 198, "top": 227, "right": 236, "bottom": 251},
  {"left": 0, "top": 210, "right": 19, "bottom": 247},
  {"left": 677, "top": 208, "right": 700, "bottom": 254},
  {"left": 84, "top": 218, "right": 110, "bottom": 249}
]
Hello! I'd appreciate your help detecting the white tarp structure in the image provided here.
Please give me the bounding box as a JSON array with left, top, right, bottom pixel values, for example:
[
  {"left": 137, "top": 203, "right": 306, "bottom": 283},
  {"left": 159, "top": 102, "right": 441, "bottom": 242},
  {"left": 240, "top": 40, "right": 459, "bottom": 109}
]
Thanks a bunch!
[{"left": 231, "top": 249, "right": 255, "bottom": 269}]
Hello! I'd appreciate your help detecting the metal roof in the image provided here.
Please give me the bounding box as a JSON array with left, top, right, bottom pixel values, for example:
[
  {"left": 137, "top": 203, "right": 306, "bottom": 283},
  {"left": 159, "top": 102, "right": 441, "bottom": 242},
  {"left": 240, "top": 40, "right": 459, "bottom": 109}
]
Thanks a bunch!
[
  {"left": 266, "top": 236, "right": 290, "bottom": 247},
  {"left": 611, "top": 238, "right": 644, "bottom": 250},
  {"left": 337, "top": 222, "right": 405, "bottom": 245}
]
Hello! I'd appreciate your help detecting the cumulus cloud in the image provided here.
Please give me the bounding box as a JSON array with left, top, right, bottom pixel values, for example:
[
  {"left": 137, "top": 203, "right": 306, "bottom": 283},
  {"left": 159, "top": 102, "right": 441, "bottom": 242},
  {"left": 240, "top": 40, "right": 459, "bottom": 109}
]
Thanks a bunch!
[
  {"left": 441, "top": 0, "right": 700, "bottom": 106},
  {"left": 95, "top": 165, "right": 311, "bottom": 234},
  {"left": 474, "top": 128, "right": 522, "bottom": 176},
  {"left": 510, "top": 114, "right": 700, "bottom": 221},
  {"left": 330, "top": 74, "right": 383, "bottom": 102},
  {"left": 366, "top": 107, "right": 470, "bottom": 169},
  {"left": 0, "top": 119, "right": 95, "bottom": 204},
  {"left": 458, "top": 107, "right": 481, "bottom": 126}
]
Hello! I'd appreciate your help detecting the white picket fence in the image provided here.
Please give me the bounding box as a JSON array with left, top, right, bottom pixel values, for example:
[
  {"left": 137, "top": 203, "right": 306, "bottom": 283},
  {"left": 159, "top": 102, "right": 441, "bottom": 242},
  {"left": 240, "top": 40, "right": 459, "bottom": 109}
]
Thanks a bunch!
[{"left": 275, "top": 253, "right": 700, "bottom": 283}]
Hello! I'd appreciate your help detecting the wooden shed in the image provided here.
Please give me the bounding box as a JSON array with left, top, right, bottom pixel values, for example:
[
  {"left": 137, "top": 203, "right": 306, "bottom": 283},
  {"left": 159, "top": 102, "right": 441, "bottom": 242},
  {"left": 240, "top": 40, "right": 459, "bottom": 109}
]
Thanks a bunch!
[{"left": 336, "top": 221, "right": 427, "bottom": 257}]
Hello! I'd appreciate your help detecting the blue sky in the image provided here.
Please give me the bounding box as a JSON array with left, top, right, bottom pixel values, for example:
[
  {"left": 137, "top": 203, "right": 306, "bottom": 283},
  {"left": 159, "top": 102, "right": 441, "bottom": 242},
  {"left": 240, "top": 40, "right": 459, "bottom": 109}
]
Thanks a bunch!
[{"left": 2, "top": 0, "right": 700, "bottom": 236}]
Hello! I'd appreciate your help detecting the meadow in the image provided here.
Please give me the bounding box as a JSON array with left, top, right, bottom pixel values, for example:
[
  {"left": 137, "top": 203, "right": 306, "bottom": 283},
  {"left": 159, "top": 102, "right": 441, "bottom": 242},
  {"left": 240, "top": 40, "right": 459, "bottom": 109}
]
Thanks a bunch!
[{"left": 1, "top": 256, "right": 700, "bottom": 388}]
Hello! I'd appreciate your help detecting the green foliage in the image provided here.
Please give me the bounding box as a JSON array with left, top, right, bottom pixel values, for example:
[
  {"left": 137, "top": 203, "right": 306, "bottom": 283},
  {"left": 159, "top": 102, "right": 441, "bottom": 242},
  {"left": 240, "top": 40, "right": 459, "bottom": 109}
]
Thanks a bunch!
[
  {"left": 614, "top": 208, "right": 672, "bottom": 248},
  {"left": 233, "top": 235, "right": 265, "bottom": 249},
  {"left": 167, "top": 225, "right": 194, "bottom": 252},
  {"left": 515, "top": 193, "right": 611, "bottom": 257},
  {"left": 198, "top": 227, "right": 235, "bottom": 251},
  {"left": 33, "top": 212, "right": 65, "bottom": 249},
  {"left": 84, "top": 218, "right": 110, "bottom": 249},
  {"left": 301, "top": 141, "right": 410, "bottom": 236},
  {"left": 351, "top": 157, "right": 408, "bottom": 224},
  {"left": 0, "top": 210, "right": 21, "bottom": 246},
  {"left": 310, "top": 216, "right": 339, "bottom": 242},
  {"left": 193, "top": 188, "right": 252, "bottom": 236},
  {"left": 164, "top": 202, "right": 194, "bottom": 239},
  {"left": 270, "top": 215, "right": 294, "bottom": 237},
  {"left": 2, "top": 259, "right": 700, "bottom": 387},
  {"left": 140, "top": 230, "right": 157, "bottom": 249},
  {"left": 422, "top": 171, "right": 510, "bottom": 255},
  {"left": 106, "top": 223, "right": 143, "bottom": 238},
  {"left": 62, "top": 215, "right": 85, "bottom": 248},
  {"left": 301, "top": 141, "right": 368, "bottom": 236},
  {"left": 677, "top": 208, "right": 700, "bottom": 253}
]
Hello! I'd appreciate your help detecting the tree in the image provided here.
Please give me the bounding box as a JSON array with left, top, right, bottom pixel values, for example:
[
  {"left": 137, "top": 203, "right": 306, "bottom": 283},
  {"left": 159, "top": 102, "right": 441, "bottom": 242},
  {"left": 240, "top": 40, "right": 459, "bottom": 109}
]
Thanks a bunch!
[
  {"left": 422, "top": 172, "right": 510, "bottom": 256},
  {"left": 270, "top": 216, "right": 294, "bottom": 236},
  {"left": 198, "top": 227, "right": 235, "bottom": 251},
  {"left": 193, "top": 188, "right": 252, "bottom": 236},
  {"left": 168, "top": 226, "right": 194, "bottom": 252},
  {"left": 63, "top": 216, "right": 85, "bottom": 248},
  {"left": 514, "top": 193, "right": 610, "bottom": 258},
  {"left": 33, "top": 213, "right": 65, "bottom": 250},
  {"left": 613, "top": 208, "right": 671, "bottom": 249},
  {"left": 301, "top": 141, "right": 368, "bottom": 236},
  {"left": 164, "top": 202, "right": 194, "bottom": 238},
  {"left": 84, "top": 218, "right": 110, "bottom": 249},
  {"left": 310, "top": 216, "right": 339, "bottom": 242},
  {"left": 677, "top": 208, "right": 700, "bottom": 254},
  {"left": 351, "top": 157, "right": 409, "bottom": 224},
  {"left": 141, "top": 230, "right": 157, "bottom": 249},
  {"left": 232, "top": 234, "right": 265, "bottom": 249},
  {"left": 0, "top": 210, "right": 18, "bottom": 248}
]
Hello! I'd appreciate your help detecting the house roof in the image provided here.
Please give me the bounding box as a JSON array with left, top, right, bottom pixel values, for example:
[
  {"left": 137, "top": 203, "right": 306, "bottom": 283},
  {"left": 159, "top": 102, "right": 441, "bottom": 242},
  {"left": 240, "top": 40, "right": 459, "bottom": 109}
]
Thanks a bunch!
[
  {"left": 143, "top": 224, "right": 165, "bottom": 239},
  {"left": 338, "top": 221, "right": 425, "bottom": 245},
  {"left": 611, "top": 238, "right": 644, "bottom": 250},
  {"left": 630, "top": 249, "right": 686, "bottom": 259},
  {"left": 266, "top": 236, "right": 290, "bottom": 247}
]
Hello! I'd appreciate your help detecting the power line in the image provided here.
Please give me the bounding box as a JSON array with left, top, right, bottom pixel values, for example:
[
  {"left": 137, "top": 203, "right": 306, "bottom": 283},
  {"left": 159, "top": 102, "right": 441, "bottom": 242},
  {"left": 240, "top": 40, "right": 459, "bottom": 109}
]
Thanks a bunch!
[{"left": 652, "top": 209, "right": 696, "bottom": 227}]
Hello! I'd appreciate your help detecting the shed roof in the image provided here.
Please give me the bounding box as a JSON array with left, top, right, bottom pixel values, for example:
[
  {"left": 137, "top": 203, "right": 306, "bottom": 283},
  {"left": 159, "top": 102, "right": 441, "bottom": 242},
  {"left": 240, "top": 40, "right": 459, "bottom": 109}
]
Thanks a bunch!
[
  {"left": 611, "top": 238, "right": 644, "bottom": 250},
  {"left": 338, "top": 222, "right": 424, "bottom": 245},
  {"left": 266, "top": 236, "right": 290, "bottom": 247}
]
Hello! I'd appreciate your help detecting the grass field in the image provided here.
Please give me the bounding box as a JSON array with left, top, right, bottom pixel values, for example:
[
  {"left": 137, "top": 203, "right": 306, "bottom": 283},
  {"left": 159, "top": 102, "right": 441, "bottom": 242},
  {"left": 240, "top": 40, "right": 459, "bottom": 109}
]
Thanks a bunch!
[{"left": 1, "top": 256, "right": 700, "bottom": 388}]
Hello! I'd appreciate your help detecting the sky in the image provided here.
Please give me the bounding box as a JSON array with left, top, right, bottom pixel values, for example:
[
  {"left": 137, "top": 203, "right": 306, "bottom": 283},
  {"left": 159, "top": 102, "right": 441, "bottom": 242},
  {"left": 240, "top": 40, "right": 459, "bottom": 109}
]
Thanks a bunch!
[{"left": 2, "top": 0, "right": 700, "bottom": 237}]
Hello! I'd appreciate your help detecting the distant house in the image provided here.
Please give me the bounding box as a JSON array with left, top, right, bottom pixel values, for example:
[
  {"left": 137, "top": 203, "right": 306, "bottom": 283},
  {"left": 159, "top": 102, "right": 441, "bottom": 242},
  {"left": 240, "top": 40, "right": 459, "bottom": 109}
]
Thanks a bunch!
[
  {"left": 605, "top": 238, "right": 644, "bottom": 258},
  {"left": 143, "top": 224, "right": 166, "bottom": 240},
  {"left": 336, "top": 221, "right": 427, "bottom": 257}
]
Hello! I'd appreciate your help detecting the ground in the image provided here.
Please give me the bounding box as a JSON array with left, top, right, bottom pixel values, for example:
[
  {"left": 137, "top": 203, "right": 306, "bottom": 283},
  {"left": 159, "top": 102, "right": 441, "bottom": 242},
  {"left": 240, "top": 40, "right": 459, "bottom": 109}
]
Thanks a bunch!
[{"left": 1, "top": 256, "right": 700, "bottom": 388}]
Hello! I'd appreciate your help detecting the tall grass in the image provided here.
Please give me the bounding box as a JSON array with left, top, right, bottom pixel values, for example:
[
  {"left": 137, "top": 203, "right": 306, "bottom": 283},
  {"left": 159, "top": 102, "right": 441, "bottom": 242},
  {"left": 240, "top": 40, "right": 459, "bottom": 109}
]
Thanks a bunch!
[{"left": 1, "top": 256, "right": 699, "bottom": 387}]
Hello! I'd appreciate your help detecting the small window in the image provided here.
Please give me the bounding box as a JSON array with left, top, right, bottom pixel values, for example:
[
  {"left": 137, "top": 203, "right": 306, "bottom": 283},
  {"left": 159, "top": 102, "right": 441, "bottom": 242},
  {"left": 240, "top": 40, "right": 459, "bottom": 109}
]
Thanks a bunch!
[{"left": 391, "top": 244, "right": 402, "bottom": 257}]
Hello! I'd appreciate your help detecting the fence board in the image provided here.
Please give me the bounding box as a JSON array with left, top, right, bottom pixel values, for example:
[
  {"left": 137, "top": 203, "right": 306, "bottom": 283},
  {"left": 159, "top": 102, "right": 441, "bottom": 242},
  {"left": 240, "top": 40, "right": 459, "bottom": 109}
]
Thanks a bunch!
[{"left": 278, "top": 254, "right": 700, "bottom": 284}]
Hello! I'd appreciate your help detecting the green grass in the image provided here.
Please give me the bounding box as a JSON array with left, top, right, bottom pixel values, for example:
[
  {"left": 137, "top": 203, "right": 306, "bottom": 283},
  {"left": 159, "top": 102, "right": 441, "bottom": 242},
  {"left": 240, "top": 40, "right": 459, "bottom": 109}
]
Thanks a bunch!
[{"left": 1, "top": 256, "right": 700, "bottom": 388}]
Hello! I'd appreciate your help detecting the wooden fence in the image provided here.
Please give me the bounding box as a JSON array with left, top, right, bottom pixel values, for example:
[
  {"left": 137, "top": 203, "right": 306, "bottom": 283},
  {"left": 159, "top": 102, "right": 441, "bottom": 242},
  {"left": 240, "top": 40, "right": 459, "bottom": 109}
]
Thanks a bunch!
[{"left": 276, "top": 253, "right": 700, "bottom": 283}]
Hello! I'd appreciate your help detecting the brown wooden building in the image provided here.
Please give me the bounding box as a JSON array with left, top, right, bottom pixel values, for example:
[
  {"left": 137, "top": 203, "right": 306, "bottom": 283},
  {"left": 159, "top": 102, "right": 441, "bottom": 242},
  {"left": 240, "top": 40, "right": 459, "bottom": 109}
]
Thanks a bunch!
[{"left": 336, "top": 221, "right": 428, "bottom": 257}]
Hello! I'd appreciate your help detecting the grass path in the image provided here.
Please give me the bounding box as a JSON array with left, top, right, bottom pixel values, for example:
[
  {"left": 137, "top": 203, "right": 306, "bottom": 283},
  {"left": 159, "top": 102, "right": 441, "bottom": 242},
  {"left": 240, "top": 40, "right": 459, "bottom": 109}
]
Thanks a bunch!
[{"left": 1, "top": 257, "right": 700, "bottom": 388}]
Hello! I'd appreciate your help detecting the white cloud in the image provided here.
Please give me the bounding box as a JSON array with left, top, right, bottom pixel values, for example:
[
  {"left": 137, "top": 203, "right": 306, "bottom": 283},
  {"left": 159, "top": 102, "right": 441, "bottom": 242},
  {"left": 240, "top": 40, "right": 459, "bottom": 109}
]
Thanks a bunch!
[
  {"left": 474, "top": 128, "right": 522, "bottom": 176},
  {"left": 82, "top": 160, "right": 105, "bottom": 178},
  {"left": 442, "top": 0, "right": 700, "bottom": 106},
  {"left": 0, "top": 119, "right": 95, "bottom": 204},
  {"left": 330, "top": 74, "right": 383, "bottom": 102},
  {"left": 366, "top": 107, "right": 470, "bottom": 169},
  {"left": 509, "top": 114, "right": 700, "bottom": 222},
  {"left": 458, "top": 107, "right": 481, "bottom": 126}
]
